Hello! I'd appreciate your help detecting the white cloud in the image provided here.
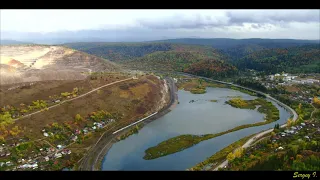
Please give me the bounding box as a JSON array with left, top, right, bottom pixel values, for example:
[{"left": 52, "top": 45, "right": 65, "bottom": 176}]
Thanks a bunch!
[{"left": 0, "top": 9, "right": 319, "bottom": 40}]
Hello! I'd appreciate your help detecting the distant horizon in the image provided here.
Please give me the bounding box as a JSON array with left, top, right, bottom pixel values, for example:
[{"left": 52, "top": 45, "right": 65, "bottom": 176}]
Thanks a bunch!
[
  {"left": 1, "top": 10, "right": 319, "bottom": 42},
  {"left": 1, "top": 37, "right": 319, "bottom": 46}
]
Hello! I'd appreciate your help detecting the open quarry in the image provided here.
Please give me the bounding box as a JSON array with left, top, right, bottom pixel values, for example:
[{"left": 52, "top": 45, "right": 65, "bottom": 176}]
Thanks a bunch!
[{"left": 0, "top": 45, "right": 120, "bottom": 85}]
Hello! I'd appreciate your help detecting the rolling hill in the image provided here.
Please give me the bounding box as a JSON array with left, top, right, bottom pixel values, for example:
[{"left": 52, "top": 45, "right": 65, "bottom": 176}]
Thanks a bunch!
[
  {"left": 151, "top": 38, "right": 319, "bottom": 60},
  {"left": 121, "top": 44, "right": 237, "bottom": 78},
  {"left": 64, "top": 42, "right": 174, "bottom": 61},
  {"left": 235, "top": 44, "right": 320, "bottom": 74},
  {"left": 152, "top": 38, "right": 319, "bottom": 50},
  {"left": 64, "top": 42, "right": 238, "bottom": 78}
]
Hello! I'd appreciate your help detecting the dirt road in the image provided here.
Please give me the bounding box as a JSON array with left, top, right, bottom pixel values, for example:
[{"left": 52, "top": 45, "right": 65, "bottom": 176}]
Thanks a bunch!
[{"left": 13, "top": 77, "right": 134, "bottom": 122}]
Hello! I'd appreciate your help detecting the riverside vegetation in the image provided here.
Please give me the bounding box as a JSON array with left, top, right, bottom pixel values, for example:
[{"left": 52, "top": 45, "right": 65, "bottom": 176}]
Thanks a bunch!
[
  {"left": 116, "top": 124, "right": 143, "bottom": 141},
  {"left": 187, "top": 134, "right": 255, "bottom": 171}
]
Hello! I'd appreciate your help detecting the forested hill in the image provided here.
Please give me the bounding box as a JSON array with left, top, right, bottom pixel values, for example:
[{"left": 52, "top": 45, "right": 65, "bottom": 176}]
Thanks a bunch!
[
  {"left": 235, "top": 44, "right": 320, "bottom": 74},
  {"left": 152, "top": 38, "right": 319, "bottom": 60},
  {"left": 64, "top": 42, "right": 174, "bottom": 61},
  {"left": 152, "top": 38, "right": 319, "bottom": 50},
  {"left": 121, "top": 45, "right": 237, "bottom": 78}
]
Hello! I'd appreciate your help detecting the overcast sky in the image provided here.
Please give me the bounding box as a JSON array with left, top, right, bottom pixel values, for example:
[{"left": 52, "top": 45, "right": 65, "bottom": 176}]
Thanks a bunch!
[{"left": 1, "top": 9, "right": 319, "bottom": 41}]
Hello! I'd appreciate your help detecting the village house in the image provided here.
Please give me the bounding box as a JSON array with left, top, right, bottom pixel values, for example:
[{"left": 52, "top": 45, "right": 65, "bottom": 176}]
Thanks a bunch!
[
  {"left": 57, "top": 145, "right": 63, "bottom": 150},
  {"left": 44, "top": 156, "right": 49, "bottom": 162},
  {"left": 54, "top": 153, "right": 62, "bottom": 159},
  {"left": 71, "top": 135, "right": 78, "bottom": 142},
  {"left": 75, "top": 129, "right": 81, "bottom": 135},
  {"left": 61, "top": 149, "right": 71, "bottom": 155},
  {"left": 96, "top": 123, "right": 103, "bottom": 129},
  {"left": 53, "top": 99, "right": 61, "bottom": 103}
]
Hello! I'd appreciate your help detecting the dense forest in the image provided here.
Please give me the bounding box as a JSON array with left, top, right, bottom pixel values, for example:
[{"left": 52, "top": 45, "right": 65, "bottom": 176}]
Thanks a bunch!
[
  {"left": 234, "top": 78, "right": 268, "bottom": 92},
  {"left": 183, "top": 59, "right": 237, "bottom": 78},
  {"left": 64, "top": 42, "right": 174, "bottom": 61},
  {"left": 235, "top": 45, "right": 320, "bottom": 74},
  {"left": 153, "top": 38, "right": 319, "bottom": 50},
  {"left": 221, "top": 44, "right": 266, "bottom": 61}
]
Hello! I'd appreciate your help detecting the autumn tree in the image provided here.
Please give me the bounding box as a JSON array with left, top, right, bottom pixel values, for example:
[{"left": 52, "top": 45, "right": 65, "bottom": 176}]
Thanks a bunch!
[
  {"left": 75, "top": 114, "right": 83, "bottom": 123},
  {"left": 287, "top": 118, "right": 293, "bottom": 127},
  {"left": 234, "top": 147, "right": 244, "bottom": 158},
  {"left": 0, "top": 112, "right": 13, "bottom": 127},
  {"left": 9, "top": 126, "right": 22, "bottom": 137},
  {"left": 0, "top": 135, "right": 5, "bottom": 143},
  {"left": 227, "top": 152, "right": 235, "bottom": 161},
  {"left": 313, "top": 97, "right": 320, "bottom": 108}
]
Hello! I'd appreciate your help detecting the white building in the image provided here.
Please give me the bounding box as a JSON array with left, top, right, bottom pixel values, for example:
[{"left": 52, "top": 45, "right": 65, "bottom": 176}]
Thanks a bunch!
[
  {"left": 269, "top": 75, "right": 275, "bottom": 81},
  {"left": 284, "top": 76, "right": 292, "bottom": 81}
]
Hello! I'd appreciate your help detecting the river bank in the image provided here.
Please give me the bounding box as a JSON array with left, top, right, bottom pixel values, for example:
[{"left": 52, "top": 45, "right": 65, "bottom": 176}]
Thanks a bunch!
[{"left": 84, "top": 77, "right": 179, "bottom": 170}]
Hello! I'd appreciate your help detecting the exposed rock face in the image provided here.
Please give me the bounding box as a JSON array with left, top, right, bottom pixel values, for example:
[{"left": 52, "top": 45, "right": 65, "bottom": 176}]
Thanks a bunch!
[{"left": 152, "top": 79, "right": 170, "bottom": 112}]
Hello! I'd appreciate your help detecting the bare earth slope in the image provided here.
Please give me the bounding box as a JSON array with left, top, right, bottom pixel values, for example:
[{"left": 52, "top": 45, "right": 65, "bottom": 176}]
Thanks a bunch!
[{"left": 0, "top": 45, "right": 121, "bottom": 85}]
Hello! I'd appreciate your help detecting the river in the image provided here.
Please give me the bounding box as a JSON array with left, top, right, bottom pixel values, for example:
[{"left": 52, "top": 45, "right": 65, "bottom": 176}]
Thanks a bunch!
[{"left": 101, "top": 87, "right": 291, "bottom": 170}]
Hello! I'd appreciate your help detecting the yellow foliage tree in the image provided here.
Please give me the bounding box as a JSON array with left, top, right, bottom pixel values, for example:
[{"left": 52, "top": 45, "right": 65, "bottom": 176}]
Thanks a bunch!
[
  {"left": 0, "top": 112, "right": 13, "bottom": 128},
  {"left": 227, "top": 152, "right": 235, "bottom": 161},
  {"left": 9, "top": 126, "right": 21, "bottom": 136},
  {"left": 313, "top": 97, "right": 320, "bottom": 107},
  {"left": 296, "top": 154, "right": 303, "bottom": 161},
  {"left": 0, "top": 135, "right": 4, "bottom": 142},
  {"left": 75, "top": 114, "right": 83, "bottom": 123},
  {"left": 233, "top": 147, "right": 244, "bottom": 158},
  {"left": 287, "top": 118, "right": 293, "bottom": 127}
]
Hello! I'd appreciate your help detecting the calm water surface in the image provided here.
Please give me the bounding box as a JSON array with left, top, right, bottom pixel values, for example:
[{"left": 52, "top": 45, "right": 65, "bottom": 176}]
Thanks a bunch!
[{"left": 101, "top": 88, "right": 291, "bottom": 170}]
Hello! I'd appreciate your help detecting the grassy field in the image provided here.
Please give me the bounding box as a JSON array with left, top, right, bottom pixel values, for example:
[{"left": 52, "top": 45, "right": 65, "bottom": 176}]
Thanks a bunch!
[
  {"left": 0, "top": 72, "right": 128, "bottom": 108},
  {"left": 143, "top": 98, "right": 280, "bottom": 160}
]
